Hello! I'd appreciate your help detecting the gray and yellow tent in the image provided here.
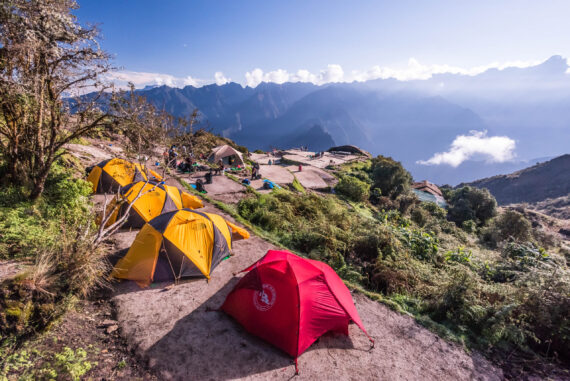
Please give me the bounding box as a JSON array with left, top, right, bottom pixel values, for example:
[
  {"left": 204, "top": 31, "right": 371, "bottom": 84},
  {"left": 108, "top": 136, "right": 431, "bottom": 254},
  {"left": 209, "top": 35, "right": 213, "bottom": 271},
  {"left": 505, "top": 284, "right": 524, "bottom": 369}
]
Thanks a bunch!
[
  {"left": 87, "top": 158, "right": 162, "bottom": 194},
  {"left": 111, "top": 209, "right": 250, "bottom": 286},
  {"left": 106, "top": 181, "right": 204, "bottom": 228}
]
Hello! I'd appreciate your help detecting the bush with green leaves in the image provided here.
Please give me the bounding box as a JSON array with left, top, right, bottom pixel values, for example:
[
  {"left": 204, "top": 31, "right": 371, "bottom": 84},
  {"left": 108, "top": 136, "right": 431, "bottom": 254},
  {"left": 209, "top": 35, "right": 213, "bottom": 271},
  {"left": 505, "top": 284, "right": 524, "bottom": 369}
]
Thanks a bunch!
[
  {"left": 0, "top": 157, "right": 93, "bottom": 259},
  {"left": 334, "top": 176, "right": 370, "bottom": 202},
  {"left": 399, "top": 227, "right": 439, "bottom": 262},
  {"left": 444, "top": 247, "right": 473, "bottom": 265},
  {"left": 461, "top": 220, "right": 477, "bottom": 234},
  {"left": 447, "top": 186, "right": 497, "bottom": 227},
  {"left": 502, "top": 242, "right": 550, "bottom": 270},
  {"left": 0, "top": 155, "right": 108, "bottom": 346},
  {"left": 370, "top": 155, "right": 412, "bottom": 199},
  {"left": 481, "top": 209, "right": 532, "bottom": 247}
]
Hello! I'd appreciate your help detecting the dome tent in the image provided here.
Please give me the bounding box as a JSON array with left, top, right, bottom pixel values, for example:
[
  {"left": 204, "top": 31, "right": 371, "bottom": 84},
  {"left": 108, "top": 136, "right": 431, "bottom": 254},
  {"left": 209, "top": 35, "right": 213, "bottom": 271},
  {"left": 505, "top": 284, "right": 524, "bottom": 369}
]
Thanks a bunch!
[
  {"left": 106, "top": 180, "right": 204, "bottom": 228},
  {"left": 221, "top": 250, "right": 373, "bottom": 373},
  {"left": 87, "top": 158, "right": 162, "bottom": 194},
  {"left": 208, "top": 145, "right": 244, "bottom": 166},
  {"left": 111, "top": 209, "right": 249, "bottom": 287}
]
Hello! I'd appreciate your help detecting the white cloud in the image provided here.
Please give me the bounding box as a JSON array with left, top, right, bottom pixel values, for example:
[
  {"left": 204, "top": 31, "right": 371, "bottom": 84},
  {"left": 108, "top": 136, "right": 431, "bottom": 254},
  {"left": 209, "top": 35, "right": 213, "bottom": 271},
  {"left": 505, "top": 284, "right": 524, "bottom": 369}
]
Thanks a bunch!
[
  {"left": 417, "top": 130, "right": 516, "bottom": 167},
  {"left": 242, "top": 58, "right": 547, "bottom": 87},
  {"left": 244, "top": 64, "right": 347, "bottom": 87},
  {"left": 214, "top": 71, "right": 230, "bottom": 85},
  {"left": 104, "top": 56, "right": 559, "bottom": 90},
  {"left": 106, "top": 70, "right": 203, "bottom": 89}
]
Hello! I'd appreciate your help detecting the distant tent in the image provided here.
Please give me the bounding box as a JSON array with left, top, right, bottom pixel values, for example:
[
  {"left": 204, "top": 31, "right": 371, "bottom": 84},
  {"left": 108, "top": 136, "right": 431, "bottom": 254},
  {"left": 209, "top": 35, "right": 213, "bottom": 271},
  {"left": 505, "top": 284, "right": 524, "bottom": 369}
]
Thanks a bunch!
[
  {"left": 87, "top": 158, "right": 162, "bottom": 194},
  {"left": 111, "top": 209, "right": 250, "bottom": 287},
  {"left": 208, "top": 145, "right": 245, "bottom": 166},
  {"left": 106, "top": 181, "right": 204, "bottom": 228},
  {"left": 222, "top": 250, "right": 373, "bottom": 373},
  {"left": 327, "top": 145, "right": 371, "bottom": 157}
]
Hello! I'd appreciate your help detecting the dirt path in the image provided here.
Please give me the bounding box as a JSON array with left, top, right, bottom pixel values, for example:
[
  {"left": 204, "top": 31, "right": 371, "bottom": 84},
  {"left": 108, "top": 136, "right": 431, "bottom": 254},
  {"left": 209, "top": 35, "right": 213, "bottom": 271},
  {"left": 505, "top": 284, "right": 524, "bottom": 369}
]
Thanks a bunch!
[{"left": 110, "top": 189, "right": 502, "bottom": 380}]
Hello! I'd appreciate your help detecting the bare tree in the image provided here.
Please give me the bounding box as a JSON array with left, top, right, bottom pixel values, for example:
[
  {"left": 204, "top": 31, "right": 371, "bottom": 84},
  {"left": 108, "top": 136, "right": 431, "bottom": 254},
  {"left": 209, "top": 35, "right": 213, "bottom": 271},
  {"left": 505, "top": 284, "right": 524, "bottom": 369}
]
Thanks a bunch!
[
  {"left": 0, "top": 0, "right": 112, "bottom": 199},
  {"left": 110, "top": 84, "right": 172, "bottom": 163},
  {"left": 88, "top": 85, "right": 173, "bottom": 246}
]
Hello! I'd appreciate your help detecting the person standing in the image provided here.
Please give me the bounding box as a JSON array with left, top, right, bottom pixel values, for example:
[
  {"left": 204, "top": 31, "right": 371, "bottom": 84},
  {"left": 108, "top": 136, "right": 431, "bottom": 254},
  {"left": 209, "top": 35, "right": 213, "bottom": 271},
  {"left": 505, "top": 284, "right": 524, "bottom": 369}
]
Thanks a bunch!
[{"left": 218, "top": 159, "right": 224, "bottom": 175}]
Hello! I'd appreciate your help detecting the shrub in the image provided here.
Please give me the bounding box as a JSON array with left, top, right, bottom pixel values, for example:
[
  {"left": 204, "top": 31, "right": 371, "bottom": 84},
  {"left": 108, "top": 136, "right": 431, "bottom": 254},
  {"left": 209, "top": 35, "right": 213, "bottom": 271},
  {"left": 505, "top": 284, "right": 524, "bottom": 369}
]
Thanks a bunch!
[
  {"left": 335, "top": 176, "right": 370, "bottom": 202},
  {"left": 369, "top": 261, "right": 416, "bottom": 295},
  {"left": 516, "top": 275, "right": 570, "bottom": 361},
  {"left": 447, "top": 186, "right": 497, "bottom": 226},
  {"left": 481, "top": 209, "right": 532, "bottom": 247},
  {"left": 399, "top": 227, "right": 439, "bottom": 262},
  {"left": 502, "top": 242, "right": 549, "bottom": 270},
  {"left": 397, "top": 192, "right": 418, "bottom": 215},
  {"left": 0, "top": 156, "right": 108, "bottom": 344},
  {"left": 411, "top": 206, "right": 430, "bottom": 227},
  {"left": 444, "top": 247, "right": 473, "bottom": 265},
  {"left": 462, "top": 220, "right": 477, "bottom": 234},
  {"left": 370, "top": 155, "right": 412, "bottom": 199},
  {"left": 421, "top": 202, "right": 447, "bottom": 220},
  {"left": 0, "top": 157, "right": 93, "bottom": 259}
]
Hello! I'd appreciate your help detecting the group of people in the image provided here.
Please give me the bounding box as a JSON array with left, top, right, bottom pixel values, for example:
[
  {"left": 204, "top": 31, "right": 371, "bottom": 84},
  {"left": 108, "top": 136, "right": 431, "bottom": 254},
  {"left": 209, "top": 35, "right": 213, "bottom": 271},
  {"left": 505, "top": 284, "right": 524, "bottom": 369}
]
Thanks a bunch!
[
  {"left": 161, "top": 145, "right": 266, "bottom": 189},
  {"left": 163, "top": 145, "right": 197, "bottom": 173}
]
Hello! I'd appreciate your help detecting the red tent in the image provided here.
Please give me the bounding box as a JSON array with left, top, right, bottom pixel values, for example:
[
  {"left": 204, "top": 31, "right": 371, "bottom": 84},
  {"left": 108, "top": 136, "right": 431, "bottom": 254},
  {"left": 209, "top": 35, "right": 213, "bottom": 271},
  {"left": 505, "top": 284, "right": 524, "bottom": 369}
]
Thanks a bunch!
[{"left": 222, "top": 250, "right": 373, "bottom": 373}]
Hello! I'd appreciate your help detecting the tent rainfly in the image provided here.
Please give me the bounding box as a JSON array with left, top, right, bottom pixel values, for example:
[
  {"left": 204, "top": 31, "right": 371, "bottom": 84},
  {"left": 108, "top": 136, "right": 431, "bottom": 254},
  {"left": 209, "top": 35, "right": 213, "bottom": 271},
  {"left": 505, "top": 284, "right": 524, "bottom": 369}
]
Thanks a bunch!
[
  {"left": 87, "top": 158, "right": 162, "bottom": 194},
  {"left": 111, "top": 209, "right": 250, "bottom": 286},
  {"left": 106, "top": 181, "right": 203, "bottom": 228},
  {"left": 222, "top": 250, "right": 373, "bottom": 373},
  {"left": 208, "top": 145, "right": 245, "bottom": 166}
]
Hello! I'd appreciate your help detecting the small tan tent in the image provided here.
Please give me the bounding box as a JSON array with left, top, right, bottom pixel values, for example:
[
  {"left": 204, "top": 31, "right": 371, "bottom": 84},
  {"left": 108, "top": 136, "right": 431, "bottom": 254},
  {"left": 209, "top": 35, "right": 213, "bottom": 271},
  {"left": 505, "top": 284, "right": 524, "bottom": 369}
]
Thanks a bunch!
[{"left": 208, "top": 145, "right": 244, "bottom": 166}]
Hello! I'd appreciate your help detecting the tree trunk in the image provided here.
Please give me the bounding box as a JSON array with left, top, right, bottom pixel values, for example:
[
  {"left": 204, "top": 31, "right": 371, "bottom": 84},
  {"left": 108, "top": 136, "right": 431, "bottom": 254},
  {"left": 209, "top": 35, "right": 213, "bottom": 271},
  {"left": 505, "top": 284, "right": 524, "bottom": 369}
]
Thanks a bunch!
[{"left": 29, "top": 165, "right": 50, "bottom": 200}]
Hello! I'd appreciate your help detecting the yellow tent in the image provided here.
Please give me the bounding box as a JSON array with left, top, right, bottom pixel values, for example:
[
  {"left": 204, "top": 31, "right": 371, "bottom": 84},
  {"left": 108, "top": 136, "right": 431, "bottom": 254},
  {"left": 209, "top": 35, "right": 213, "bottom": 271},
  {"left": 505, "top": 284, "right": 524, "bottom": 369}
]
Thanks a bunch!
[
  {"left": 106, "top": 181, "right": 204, "bottom": 228},
  {"left": 87, "top": 158, "right": 162, "bottom": 194},
  {"left": 111, "top": 209, "right": 250, "bottom": 286}
]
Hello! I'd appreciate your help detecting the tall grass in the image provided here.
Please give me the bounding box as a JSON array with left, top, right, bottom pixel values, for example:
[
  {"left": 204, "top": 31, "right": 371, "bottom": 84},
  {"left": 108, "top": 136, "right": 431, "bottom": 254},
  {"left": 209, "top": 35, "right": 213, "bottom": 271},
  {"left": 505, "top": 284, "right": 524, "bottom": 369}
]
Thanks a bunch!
[{"left": 0, "top": 156, "right": 109, "bottom": 347}]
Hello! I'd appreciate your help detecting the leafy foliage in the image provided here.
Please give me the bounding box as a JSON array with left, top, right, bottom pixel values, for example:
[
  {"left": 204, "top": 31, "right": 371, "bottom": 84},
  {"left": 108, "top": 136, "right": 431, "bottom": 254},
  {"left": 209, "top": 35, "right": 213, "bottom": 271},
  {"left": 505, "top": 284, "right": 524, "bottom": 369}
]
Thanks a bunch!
[
  {"left": 481, "top": 209, "right": 532, "bottom": 247},
  {"left": 0, "top": 0, "right": 111, "bottom": 199},
  {"left": 370, "top": 155, "right": 412, "bottom": 199},
  {"left": 447, "top": 186, "right": 497, "bottom": 226},
  {"left": 0, "top": 156, "right": 108, "bottom": 345},
  {"left": 334, "top": 176, "right": 370, "bottom": 202}
]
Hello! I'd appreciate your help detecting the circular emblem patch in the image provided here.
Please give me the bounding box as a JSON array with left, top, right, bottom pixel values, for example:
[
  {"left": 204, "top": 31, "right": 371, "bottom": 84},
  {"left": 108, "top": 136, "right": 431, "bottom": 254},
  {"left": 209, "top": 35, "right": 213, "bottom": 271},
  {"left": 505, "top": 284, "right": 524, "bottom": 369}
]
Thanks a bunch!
[{"left": 253, "top": 283, "right": 276, "bottom": 311}]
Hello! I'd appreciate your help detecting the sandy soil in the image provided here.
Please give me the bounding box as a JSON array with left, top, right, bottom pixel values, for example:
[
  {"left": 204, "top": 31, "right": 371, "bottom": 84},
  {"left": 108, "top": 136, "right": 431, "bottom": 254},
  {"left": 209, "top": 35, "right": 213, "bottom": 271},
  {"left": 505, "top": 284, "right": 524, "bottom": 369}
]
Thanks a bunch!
[
  {"left": 286, "top": 165, "right": 338, "bottom": 189},
  {"left": 110, "top": 192, "right": 502, "bottom": 381},
  {"left": 258, "top": 165, "right": 294, "bottom": 184}
]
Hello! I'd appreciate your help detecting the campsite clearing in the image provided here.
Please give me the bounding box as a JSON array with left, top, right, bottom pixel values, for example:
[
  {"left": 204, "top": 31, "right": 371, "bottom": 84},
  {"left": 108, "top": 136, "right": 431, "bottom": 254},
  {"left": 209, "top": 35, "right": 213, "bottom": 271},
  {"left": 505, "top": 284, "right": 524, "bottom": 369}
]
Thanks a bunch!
[{"left": 110, "top": 200, "right": 502, "bottom": 380}]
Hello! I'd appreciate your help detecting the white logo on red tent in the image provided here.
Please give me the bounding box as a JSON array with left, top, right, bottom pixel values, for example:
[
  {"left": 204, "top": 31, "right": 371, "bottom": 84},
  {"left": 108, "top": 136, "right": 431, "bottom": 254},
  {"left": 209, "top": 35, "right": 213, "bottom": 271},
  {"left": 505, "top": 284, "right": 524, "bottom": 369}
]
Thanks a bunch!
[{"left": 253, "top": 283, "right": 276, "bottom": 311}]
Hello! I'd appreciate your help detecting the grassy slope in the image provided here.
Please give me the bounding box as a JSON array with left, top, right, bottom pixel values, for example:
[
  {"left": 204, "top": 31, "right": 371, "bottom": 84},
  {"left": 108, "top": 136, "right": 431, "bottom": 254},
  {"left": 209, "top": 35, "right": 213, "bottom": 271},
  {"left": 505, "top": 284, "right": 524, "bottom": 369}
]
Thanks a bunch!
[{"left": 179, "top": 161, "right": 569, "bottom": 376}]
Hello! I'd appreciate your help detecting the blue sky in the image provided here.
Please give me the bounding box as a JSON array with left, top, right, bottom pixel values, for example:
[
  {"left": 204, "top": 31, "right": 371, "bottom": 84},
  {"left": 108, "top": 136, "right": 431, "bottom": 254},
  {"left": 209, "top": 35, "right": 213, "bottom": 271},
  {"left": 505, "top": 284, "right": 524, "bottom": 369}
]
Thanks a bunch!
[{"left": 75, "top": 0, "right": 570, "bottom": 87}]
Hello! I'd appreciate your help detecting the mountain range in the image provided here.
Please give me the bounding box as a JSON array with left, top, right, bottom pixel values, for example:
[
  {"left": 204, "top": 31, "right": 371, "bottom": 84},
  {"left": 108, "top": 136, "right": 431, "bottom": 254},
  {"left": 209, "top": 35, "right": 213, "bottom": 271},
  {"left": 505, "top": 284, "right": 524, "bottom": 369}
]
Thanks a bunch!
[{"left": 107, "top": 55, "right": 570, "bottom": 185}]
